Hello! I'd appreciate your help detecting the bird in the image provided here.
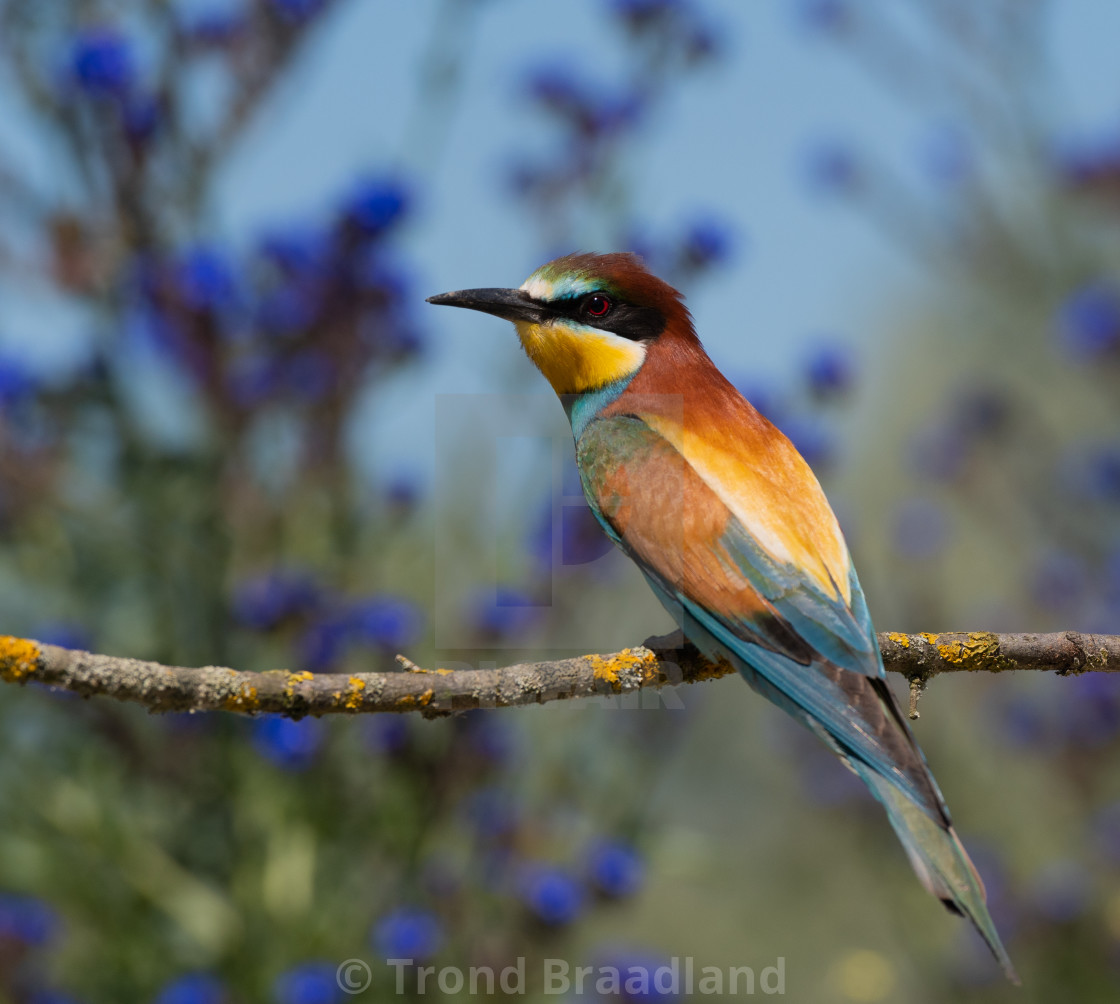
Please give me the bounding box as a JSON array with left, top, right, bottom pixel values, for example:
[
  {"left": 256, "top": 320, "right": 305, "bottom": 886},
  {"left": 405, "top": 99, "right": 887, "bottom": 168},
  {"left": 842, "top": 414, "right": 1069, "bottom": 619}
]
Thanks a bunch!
[{"left": 427, "top": 251, "right": 1018, "bottom": 983}]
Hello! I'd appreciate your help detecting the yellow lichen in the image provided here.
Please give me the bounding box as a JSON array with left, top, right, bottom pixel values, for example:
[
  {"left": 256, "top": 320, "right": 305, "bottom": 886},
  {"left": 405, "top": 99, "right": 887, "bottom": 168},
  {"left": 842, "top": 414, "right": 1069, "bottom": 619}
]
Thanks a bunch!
[
  {"left": 222, "top": 671, "right": 259, "bottom": 712},
  {"left": 284, "top": 671, "right": 314, "bottom": 698},
  {"left": 587, "top": 648, "right": 658, "bottom": 692},
  {"left": 919, "top": 632, "right": 939, "bottom": 645},
  {"left": 934, "top": 632, "right": 1007, "bottom": 672},
  {"left": 887, "top": 632, "right": 911, "bottom": 649},
  {"left": 0, "top": 636, "right": 41, "bottom": 682},
  {"left": 344, "top": 676, "right": 367, "bottom": 710},
  {"left": 223, "top": 679, "right": 259, "bottom": 713},
  {"left": 395, "top": 689, "right": 434, "bottom": 709}
]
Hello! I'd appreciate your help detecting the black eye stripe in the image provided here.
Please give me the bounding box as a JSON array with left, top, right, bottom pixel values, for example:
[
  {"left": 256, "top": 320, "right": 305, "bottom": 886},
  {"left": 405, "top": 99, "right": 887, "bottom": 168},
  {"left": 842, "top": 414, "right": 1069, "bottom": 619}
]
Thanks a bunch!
[{"left": 541, "top": 294, "right": 665, "bottom": 342}]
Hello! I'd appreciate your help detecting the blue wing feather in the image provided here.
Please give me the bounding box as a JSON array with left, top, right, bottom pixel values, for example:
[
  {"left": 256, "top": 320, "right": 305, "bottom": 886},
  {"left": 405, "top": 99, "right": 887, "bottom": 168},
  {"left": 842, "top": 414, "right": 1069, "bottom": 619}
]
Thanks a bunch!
[
  {"left": 719, "top": 518, "right": 882, "bottom": 676},
  {"left": 638, "top": 567, "right": 946, "bottom": 817}
]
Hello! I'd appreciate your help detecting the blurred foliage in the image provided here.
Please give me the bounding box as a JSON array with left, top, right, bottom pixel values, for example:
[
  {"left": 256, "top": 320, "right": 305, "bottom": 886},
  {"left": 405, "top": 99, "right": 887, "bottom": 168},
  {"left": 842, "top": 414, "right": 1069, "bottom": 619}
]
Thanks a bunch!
[
  {"left": 803, "top": 2, "right": 1120, "bottom": 1001},
  {"left": 0, "top": 1, "right": 732, "bottom": 1002},
  {"left": 2, "top": 0, "right": 1120, "bottom": 1002}
]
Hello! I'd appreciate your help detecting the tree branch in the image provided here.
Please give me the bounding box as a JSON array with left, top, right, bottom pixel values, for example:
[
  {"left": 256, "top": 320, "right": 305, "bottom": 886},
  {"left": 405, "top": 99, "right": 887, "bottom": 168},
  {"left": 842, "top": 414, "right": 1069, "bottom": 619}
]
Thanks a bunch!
[{"left": 1, "top": 630, "right": 1118, "bottom": 720}]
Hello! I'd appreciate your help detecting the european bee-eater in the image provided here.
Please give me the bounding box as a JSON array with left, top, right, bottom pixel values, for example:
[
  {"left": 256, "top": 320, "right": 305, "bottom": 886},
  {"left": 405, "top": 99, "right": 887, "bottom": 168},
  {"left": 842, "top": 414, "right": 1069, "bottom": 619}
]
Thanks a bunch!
[{"left": 428, "top": 252, "right": 1017, "bottom": 982}]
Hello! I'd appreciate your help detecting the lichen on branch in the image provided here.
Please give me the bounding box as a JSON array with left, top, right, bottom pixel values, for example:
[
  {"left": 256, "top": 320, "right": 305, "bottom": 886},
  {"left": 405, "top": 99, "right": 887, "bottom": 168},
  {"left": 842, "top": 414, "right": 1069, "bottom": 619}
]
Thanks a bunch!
[{"left": 1, "top": 630, "right": 1117, "bottom": 720}]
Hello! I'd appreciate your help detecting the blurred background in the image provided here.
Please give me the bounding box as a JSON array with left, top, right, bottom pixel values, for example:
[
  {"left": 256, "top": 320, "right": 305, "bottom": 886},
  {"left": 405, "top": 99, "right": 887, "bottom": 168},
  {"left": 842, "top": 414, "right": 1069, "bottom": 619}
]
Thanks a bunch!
[{"left": 0, "top": 0, "right": 1119, "bottom": 1000}]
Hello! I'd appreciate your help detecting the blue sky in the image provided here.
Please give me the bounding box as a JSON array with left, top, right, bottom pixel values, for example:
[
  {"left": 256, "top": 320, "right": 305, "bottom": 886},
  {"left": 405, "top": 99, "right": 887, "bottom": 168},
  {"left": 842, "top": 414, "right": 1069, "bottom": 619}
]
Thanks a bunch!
[
  {"left": 2, "top": 0, "right": 1118, "bottom": 480},
  {"left": 212, "top": 0, "right": 920, "bottom": 479}
]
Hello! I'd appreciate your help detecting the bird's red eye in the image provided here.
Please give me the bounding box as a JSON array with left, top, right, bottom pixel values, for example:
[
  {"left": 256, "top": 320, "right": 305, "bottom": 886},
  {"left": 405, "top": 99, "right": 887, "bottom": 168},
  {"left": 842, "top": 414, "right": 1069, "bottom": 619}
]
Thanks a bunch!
[{"left": 586, "top": 294, "right": 611, "bottom": 317}]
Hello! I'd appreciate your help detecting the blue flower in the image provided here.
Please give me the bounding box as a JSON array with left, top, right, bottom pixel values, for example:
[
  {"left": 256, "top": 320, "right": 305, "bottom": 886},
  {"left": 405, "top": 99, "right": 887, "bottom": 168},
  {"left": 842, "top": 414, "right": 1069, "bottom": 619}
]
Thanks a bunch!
[
  {"left": 232, "top": 570, "right": 320, "bottom": 631},
  {"left": 1057, "top": 673, "right": 1120, "bottom": 747},
  {"left": 464, "top": 787, "right": 519, "bottom": 840},
  {"left": 182, "top": 10, "right": 248, "bottom": 47},
  {"left": 909, "top": 417, "right": 975, "bottom": 482},
  {"left": 798, "top": 0, "right": 853, "bottom": 33},
  {"left": 1054, "top": 133, "right": 1120, "bottom": 187},
  {"left": 122, "top": 93, "right": 162, "bottom": 144},
  {"left": 995, "top": 696, "right": 1048, "bottom": 749},
  {"left": 174, "top": 245, "right": 238, "bottom": 313},
  {"left": 458, "top": 710, "right": 515, "bottom": 764},
  {"left": 506, "top": 161, "right": 546, "bottom": 198},
  {"left": 955, "top": 387, "right": 1010, "bottom": 438},
  {"left": 680, "top": 218, "right": 734, "bottom": 270},
  {"left": 274, "top": 962, "right": 341, "bottom": 1004},
  {"left": 342, "top": 178, "right": 410, "bottom": 235},
  {"left": 519, "top": 866, "right": 584, "bottom": 925},
  {"left": 611, "top": 0, "right": 685, "bottom": 26},
  {"left": 70, "top": 28, "right": 135, "bottom": 95},
  {"left": 251, "top": 716, "right": 324, "bottom": 770},
  {"left": 804, "top": 141, "right": 861, "bottom": 195},
  {"left": 298, "top": 614, "right": 352, "bottom": 672},
  {"left": 124, "top": 301, "right": 197, "bottom": 373},
  {"left": 891, "top": 497, "right": 949, "bottom": 559},
  {"left": 1030, "top": 549, "right": 1088, "bottom": 613},
  {"left": 363, "top": 716, "right": 411, "bottom": 755},
  {"left": 384, "top": 475, "right": 421, "bottom": 512},
  {"left": 153, "top": 973, "right": 226, "bottom": 1004},
  {"left": 381, "top": 320, "right": 426, "bottom": 359},
  {"left": 255, "top": 283, "right": 323, "bottom": 335},
  {"left": 0, "top": 894, "right": 57, "bottom": 945},
  {"left": 1057, "top": 283, "right": 1120, "bottom": 359},
  {"left": 1092, "top": 801, "right": 1120, "bottom": 864},
  {"left": 32, "top": 622, "right": 91, "bottom": 651},
  {"left": 1105, "top": 546, "right": 1120, "bottom": 605},
  {"left": 611, "top": 0, "right": 720, "bottom": 65},
  {"left": 525, "top": 66, "right": 585, "bottom": 112},
  {"left": 283, "top": 350, "right": 336, "bottom": 402},
  {"left": 0, "top": 354, "right": 37, "bottom": 404},
  {"left": 524, "top": 67, "right": 644, "bottom": 138},
  {"left": 354, "top": 248, "right": 411, "bottom": 299},
  {"left": 1083, "top": 445, "right": 1120, "bottom": 504},
  {"left": 685, "top": 23, "right": 720, "bottom": 63},
  {"left": 804, "top": 342, "right": 855, "bottom": 397},
  {"left": 270, "top": 0, "right": 327, "bottom": 22},
  {"left": 591, "top": 90, "right": 647, "bottom": 137},
  {"left": 258, "top": 227, "right": 333, "bottom": 277},
  {"left": 591, "top": 950, "right": 678, "bottom": 1001},
  {"left": 350, "top": 595, "right": 423, "bottom": 649},
  {"left": 226, "top": 354, "right": 282, "bottom": 407},
  {"left": 468, "top": 587, "right": 544, "bottom": 639},
  {"left": 589, "top": 841, "right": 645, "bottom": 899},
  {"left": 372, "top": 908, "right": 442, "bottom": 961}
]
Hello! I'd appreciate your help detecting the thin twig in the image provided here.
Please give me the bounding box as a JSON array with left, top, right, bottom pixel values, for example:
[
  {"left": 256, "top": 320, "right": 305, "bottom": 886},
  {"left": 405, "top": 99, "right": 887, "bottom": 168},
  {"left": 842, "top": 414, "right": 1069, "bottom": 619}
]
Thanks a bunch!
[{"left": 1, "top": 630, "right": 1117, "bottom": 720}]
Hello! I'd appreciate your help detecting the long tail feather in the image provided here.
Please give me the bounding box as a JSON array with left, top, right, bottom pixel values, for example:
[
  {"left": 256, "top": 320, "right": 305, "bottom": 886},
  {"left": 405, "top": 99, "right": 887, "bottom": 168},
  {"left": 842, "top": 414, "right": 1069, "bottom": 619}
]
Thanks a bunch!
[
  {"left": 853, "top": 764, "right": 1020, "bottom": 985},
  {"left": 666, "top": 595, "right": 1021, "bottom": 982}
]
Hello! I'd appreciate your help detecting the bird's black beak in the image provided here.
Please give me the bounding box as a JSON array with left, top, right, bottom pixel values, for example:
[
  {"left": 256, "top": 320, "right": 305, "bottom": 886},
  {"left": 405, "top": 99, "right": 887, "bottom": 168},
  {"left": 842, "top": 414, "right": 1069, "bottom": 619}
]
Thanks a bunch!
[{"left": 426, "top": 287, "right": 546, "bottom": 324}]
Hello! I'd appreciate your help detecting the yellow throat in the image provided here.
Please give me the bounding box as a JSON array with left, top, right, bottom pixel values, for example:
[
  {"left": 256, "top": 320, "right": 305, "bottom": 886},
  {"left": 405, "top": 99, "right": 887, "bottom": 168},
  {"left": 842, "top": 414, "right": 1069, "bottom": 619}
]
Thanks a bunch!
[{"left": 514, "top": 320, "right": 647, "bottom": 396}]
